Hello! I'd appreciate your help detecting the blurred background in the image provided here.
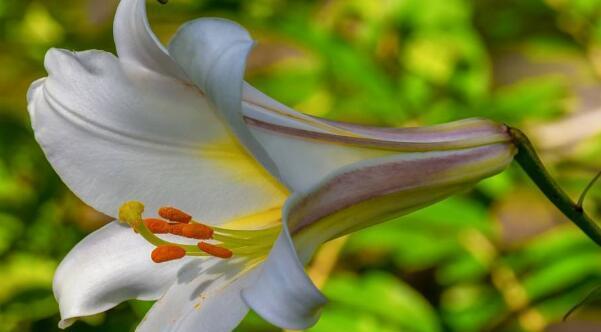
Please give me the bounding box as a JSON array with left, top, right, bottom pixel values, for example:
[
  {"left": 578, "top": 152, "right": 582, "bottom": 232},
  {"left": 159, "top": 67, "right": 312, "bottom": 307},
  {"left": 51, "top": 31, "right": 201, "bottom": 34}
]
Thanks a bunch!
[{"left": 1, "top": 0, "right": 601, "bottom": 331}]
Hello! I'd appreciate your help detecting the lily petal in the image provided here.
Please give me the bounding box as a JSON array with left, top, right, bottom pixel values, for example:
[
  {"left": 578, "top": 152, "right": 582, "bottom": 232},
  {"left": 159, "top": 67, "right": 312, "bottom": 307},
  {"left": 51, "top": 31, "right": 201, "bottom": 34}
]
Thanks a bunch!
[
  {"left": 241, "top": 221, "right": 327, "bottom": 330},
  {"left": 244, "top": 143, "right": 514, "bottom": 329},
  {"left": 168, "top": 18, "right": 281, "bottom": 180},
  {"left": 54, "top": 222, "right": 191, "bottom": 328},
  {"left": 137, "top": 259, "right": 260, "bottom": 332},
  {"left": 246, "top": 112, "right": 511, "bottom": 192},
  {"left": 114, "top": 0, "right": 186, "bottom": 79},
  {"left": 289, "top": 144, "right": 515, "bottom": 250},
  {"left": 28, "top": 48, "right": 286, "bottom": 222}
]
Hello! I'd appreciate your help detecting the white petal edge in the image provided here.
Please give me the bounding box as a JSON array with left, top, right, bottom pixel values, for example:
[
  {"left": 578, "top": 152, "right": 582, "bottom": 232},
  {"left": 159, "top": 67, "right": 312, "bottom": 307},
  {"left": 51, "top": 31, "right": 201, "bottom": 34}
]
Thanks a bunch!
[
  {"left": 114, "top": 0, "right": 186, "bottom": 79},
  {"left": 27, "top": 48, "right": 286, "bottom": 223},
  {"left": 137, "top": 259, "right": 261, "bottom": 332},
  {"left": 54, "top": 222, "right": 192, "bottom": 328}
]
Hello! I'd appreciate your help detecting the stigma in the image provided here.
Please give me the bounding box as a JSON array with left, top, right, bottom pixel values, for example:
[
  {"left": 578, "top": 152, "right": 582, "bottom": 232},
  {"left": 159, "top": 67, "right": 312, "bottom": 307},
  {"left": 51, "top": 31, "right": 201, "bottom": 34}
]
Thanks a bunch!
[{"left": 119, "top": 201, "right": 280, "bottom": 264}]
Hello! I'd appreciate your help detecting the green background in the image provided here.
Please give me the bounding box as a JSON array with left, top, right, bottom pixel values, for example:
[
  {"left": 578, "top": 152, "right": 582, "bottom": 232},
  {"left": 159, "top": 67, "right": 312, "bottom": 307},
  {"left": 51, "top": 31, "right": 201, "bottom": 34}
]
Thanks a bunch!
[{"left": 1, "top": 0, "right": 601, "bottom": 331}]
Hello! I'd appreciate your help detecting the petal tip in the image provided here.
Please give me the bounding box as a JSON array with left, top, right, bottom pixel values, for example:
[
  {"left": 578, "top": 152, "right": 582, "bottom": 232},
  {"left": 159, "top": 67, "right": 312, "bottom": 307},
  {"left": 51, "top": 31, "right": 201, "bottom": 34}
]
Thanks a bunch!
[
  {"left": 241, "top": 288, "right": 326, "bottom": 330},
  {"left": 26, "top": 77, "right": 46, "bottom": 127},
  {"left": 44, "top": 48, "right": 114, "bottom": 78},
  {"left": 240, "top": 230, "right": 327, "bottom": 330},
  {"left": 58, "top": 317, "right": 77, "bottom": 329},
  {"left": 168, "top": 17, "right": 255, "bottom": 73},
  {"left": 43, "top": 47, "right": 70, "bottom": 70}
]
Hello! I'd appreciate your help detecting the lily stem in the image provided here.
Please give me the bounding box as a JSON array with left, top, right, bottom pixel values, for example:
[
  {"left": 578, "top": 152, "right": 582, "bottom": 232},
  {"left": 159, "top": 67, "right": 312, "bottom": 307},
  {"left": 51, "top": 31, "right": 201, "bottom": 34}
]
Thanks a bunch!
[{"left": 507, "top": 127, "right": 601, "bottom": 247}]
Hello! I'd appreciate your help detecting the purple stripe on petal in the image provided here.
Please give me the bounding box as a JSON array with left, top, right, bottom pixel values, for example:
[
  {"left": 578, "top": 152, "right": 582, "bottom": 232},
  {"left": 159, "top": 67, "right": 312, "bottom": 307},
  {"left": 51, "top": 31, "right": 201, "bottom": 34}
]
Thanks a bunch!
[
  {"left": 245, "top": 117, "right": 511, "bottom": 152},
  {"left": 317, "top": 117, "right": 508, "bottom": 143},
  {"left": 288, "top": 143, "right": 515, "bottom": 234}
]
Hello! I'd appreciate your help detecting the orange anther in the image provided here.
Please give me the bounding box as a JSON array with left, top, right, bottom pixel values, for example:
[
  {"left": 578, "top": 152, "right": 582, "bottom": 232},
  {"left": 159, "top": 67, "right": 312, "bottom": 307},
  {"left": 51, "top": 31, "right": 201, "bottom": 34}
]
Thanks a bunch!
[
  {"left": 181, "top": 224, "right": 214, "bottom": 240},
  {"left": 144, "top": 218, "right": 170, "bottom": 234},
  {"left": 158, "top": 207, "right": 192, "bottom": 223},
  {"left": 197, "top": 242, "right": 233, "bottom": 259},
  {"left": 169, "top": 223, "right": 185, "bottom": 236},
  {"left": 151, "top": 245, "right": 186, "bottom": 263}
]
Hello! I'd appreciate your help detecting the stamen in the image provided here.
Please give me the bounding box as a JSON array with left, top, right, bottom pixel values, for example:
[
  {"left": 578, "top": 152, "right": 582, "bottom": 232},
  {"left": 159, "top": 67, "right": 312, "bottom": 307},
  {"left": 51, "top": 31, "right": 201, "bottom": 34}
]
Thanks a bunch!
[
  {"left": 144, "top": 218, "right": 171, "bottom": 234},
  {"left": 119, "top": 201, "right": 281, "bottom": 262},
  {"left": 159, "top": 207, "right": 192, "bottom": 223},
  {"left": 151, "top": 245, "right": 186, "bottom": 263},
  {"left": 169, "top": 223, "right": 185, "bottom": 236},
  {"left": 197, "top": 242, "right": 233, "bottom": 259},
  {"left": 181, "top": 224, "right": 214, "bottom": 240}
]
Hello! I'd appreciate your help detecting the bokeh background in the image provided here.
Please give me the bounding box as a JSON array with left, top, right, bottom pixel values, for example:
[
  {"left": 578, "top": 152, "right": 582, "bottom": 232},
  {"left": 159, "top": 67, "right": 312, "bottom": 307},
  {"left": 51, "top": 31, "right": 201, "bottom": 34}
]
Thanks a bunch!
[{"left": 1, "top": 0, "right": 601, "bottom": 331}]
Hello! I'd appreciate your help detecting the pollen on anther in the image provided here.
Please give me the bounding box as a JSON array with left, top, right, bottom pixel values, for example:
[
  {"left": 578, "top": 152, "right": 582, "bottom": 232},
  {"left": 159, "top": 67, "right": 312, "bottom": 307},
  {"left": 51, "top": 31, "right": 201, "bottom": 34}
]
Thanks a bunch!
[
  {"left": 159, "top": 207, "right": 192, "bottom": 223},
  {"left": 151, "top": 245, "right": 186, "bottom": 263},
  {"left": 181, "top": 224, "right": 214, "bottom": 240},
  {"left": 169, "top": 223, "right": 185, "bottom": 236},
  {"left": 197, "top": 242, "right": 233, "bottom": 259},
  {"left": 144, "top": 218, "right": 171, "bottom": 234}
]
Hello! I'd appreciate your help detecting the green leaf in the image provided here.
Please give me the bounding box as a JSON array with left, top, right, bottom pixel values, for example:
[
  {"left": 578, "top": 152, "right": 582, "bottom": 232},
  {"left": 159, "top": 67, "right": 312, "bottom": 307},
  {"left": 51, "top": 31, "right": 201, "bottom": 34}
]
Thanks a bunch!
[
  {"left": 310, "top": 272, "right": 442, "bottom": 332},
  {"left": 0, "top": 214, "right": 23, "bottom": 255}
]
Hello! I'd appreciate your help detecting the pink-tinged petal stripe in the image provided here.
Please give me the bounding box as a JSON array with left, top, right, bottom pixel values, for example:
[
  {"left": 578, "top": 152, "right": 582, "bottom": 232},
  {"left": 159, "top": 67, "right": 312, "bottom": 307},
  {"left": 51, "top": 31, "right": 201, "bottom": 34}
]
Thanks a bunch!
[
  {"left": 318, "top": 117, "right": 510, "bottom": 143},
  {"left": 288, "top": 143, "right": 515, "bottom": 235},
  {"left": 245, "top": 116, "right": 511, "bottom": 152}
]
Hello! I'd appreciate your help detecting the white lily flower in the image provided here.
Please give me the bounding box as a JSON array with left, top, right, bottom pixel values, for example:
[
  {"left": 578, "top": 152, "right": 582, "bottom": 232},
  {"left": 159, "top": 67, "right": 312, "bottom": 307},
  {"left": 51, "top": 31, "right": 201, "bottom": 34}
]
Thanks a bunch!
[{"left": 26, "top": 0, "right": 516, "bottom": 331}]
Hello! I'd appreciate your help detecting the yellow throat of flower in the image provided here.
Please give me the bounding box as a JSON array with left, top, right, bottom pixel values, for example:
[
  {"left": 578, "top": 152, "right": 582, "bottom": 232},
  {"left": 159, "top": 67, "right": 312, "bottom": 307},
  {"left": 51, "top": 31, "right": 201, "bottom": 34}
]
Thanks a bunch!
[{"left": 118, "top": 201, "right": 281, "bottom": 263}]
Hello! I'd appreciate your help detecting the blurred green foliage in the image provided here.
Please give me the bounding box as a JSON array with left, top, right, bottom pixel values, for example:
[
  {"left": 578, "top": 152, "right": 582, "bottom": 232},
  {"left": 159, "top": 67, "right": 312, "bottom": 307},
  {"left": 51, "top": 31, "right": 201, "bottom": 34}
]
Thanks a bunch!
[{"left": 1, "top": 0, "right": 601, "bottom": 331}]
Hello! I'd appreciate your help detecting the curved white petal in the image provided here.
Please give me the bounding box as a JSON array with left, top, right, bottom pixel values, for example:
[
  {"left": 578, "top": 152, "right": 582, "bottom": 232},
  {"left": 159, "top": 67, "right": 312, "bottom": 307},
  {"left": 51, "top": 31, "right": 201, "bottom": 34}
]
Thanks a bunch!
[
  {"left": 241, "top": 219, "right": 327, "bottom": 330},
  {"left": 54, "top": 222, "right": 191, "bottom": 328},
  {"left": 240, "top": 73, "right": 511, "bottom": 193},
  {"left": 245, "top": 111, "right": 511, "bottom": 193},
  {"left": 168, "top": 18, "right": 281, "bottom": 180},
  {"left": 28, "top": 48, "right": 286, "bottom": 223},
  {"left": 114, "top": 0, "right": 186, "bottom": 79},
  {"left": 137, "top": 259, "right": 260, "bottom": 332}
]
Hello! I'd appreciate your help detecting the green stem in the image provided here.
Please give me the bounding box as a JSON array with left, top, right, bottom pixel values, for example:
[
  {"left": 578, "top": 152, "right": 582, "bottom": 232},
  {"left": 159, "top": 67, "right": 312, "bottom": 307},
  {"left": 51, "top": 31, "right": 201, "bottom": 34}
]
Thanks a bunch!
[
  {"left": 508, "top": 127, "right": 601, "bottom": 246},
  {"left": 577, "top": 171, "right": 601, "bottom": 208}
]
